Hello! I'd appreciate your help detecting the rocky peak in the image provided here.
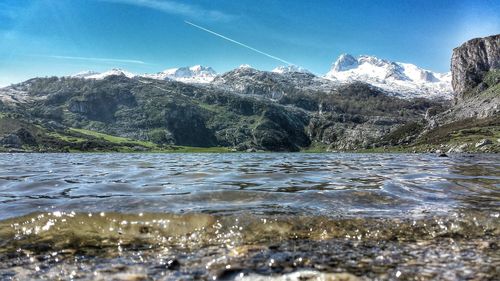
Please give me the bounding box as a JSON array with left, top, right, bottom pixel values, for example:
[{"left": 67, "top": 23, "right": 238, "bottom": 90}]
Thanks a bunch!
[
  {"left": 325, "top": 54, "right": 453, "bottom": 100},
  {"left": 451, "top": 34, "right": 500, "bottom": 100},
  {"left": 332, "top": 53, "right": 358, "bottom": 72}
]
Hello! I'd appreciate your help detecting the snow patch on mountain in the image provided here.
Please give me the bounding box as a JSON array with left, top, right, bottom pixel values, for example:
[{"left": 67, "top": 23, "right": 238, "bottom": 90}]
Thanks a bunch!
[
  {"left": 71, "top": 68, "right": 136, "bottom": 80},
  {"left": 272, "top": 65, "right": 311, "bottom": 74},
  {"left": 72, "top": 65, "right": 217, "bottom": 84},
  {"left": 142, "top": 65, "right": 217, "bottom": 83},
  {"left": 325, "top": 54, "right": 453, "bottom": 100},
  {"left": 238, "top": 64, "right": 253, "bottom": 69},
  {"left": 71, "top": 70, "right": 100, "bottom": 78}
]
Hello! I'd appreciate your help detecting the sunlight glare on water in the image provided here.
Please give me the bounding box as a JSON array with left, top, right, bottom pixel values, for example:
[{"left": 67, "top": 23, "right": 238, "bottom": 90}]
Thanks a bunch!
[{"left": 0, "top": 153, "right": 498, "bottom": 280}]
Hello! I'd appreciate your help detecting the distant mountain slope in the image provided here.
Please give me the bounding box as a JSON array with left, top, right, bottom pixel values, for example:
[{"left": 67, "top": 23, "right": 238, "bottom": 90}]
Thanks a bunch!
[
  {"left": 325, "top": 54, "right": 453, "bottom": 100},
  {"left": 211, "top": 66, "right": 335, "bottom": 101}
]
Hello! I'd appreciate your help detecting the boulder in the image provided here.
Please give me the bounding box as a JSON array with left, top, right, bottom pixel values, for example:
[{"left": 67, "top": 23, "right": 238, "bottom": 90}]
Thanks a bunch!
[{"left": 475, "top": 139, "right": 493, "bottom": 148}]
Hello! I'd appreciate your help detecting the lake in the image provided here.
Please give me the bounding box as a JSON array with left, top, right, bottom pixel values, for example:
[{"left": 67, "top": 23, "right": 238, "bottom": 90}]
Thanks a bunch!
[{"left": 0, "top": 153, "right": 498, "bottom": 280}]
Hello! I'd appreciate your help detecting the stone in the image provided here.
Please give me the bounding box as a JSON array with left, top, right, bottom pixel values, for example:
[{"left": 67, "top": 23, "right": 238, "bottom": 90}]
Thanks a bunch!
[
  {"left": 475, "top": 139, "right": 493, "bottom": 148},
  {"left": 236, "top": 270, "right": 361, "bottom": 281},
  {"left": 447, "top": 143, "right": 468, "bottom": 153}
]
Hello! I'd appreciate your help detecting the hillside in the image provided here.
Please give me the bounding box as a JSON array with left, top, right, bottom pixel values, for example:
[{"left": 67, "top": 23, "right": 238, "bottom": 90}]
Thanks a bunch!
[{"left": 0, "top": 73, "right": 441, "bottom": 152}]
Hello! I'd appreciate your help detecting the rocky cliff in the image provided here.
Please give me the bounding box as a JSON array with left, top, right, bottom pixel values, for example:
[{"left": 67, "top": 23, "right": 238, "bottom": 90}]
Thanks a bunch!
[
  {"left": 451, "top": 34, "right": 500, "bottom": 101},
  {"left": 414, "top": 34, "right": 500, "bottom": 153}
]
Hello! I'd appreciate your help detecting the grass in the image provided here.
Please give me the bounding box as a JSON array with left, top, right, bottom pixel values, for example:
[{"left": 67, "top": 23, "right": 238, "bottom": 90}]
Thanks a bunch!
[
  {"left": 69, "top": 128, "right": 157, "bottom": 148},
  {"left": 483, "top": 69, "right": 500, "bottom": 87},
  {"left": 301, "top": 142, "right": 329, "bottom": 153},
  {"left": 196, "top": 102, "right": 220, "bottom": 112},
  {"left": 47, "top": 131, "right": 87, "bottom": 143},
  {"left": 462, "top": 70, "right": 500, "bottom": 100},
  {"left": 69, "top": 128, "right": 233, "bottom": 153}
]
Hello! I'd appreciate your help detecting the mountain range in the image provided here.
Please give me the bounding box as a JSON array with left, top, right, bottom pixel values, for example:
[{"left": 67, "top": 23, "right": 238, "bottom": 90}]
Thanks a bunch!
[
  {"left": 67, "top": 54, "right": 453, "bottom": 100},
  {"left": 0, "top": 34, "right": 498, "bottom": 153}
]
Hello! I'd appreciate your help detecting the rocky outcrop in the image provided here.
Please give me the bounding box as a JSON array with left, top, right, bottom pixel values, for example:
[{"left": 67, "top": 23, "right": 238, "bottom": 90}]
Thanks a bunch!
[
  {"left": 413, "top": 35, "right": 500, "bottom": 153},
  {"left": 451, "top": 34, "right": 500, "bottom": 100},
  {"left": 429, "top": 34, "right": 500, "bottom": 123}
]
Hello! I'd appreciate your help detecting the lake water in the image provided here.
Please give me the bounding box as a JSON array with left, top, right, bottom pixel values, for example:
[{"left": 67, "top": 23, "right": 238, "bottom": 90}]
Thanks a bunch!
[{"left": 0, "top": 153, "right": 498, "bottom": 280}]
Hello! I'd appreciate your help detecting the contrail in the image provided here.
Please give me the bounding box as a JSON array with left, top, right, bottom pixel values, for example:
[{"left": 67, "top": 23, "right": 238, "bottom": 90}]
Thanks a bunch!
[{"left": 184, "top": 20, "right": 293, "bottom": 65}]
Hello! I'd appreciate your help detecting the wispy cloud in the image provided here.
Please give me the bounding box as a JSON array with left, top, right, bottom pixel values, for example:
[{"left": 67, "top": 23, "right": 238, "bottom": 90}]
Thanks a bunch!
[
  {"left": 37, "top": 55, "right": 148, "bottom": 65},
  {"left": 101, "top": 0, "right": 234, "bottom": 22}
]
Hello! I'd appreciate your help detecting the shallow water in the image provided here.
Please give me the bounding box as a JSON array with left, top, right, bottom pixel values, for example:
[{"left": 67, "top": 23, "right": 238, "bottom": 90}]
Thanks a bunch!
[{"left": 0, "top": 153, "right": 498, "bottom": 280}]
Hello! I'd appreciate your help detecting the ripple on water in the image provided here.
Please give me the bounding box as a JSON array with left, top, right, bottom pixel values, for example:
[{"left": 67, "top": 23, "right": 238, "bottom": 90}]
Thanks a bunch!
[{"left": 0, "top": 153, "right": 498, "bottom": 280}]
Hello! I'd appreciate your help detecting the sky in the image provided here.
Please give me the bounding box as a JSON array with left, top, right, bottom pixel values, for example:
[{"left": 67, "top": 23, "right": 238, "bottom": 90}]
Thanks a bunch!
[{"left": 0, "top": 0, "right": 499, "bottom": 86}]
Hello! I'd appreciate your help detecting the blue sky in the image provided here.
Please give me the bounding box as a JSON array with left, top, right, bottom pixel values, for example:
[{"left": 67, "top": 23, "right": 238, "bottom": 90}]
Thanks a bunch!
[{"left": 0, "top": 0, "right": 499, "bottom": 86}]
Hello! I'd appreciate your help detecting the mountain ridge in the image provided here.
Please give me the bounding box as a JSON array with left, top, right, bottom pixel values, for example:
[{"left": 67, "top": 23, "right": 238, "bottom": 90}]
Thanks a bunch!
[
  {"left": 325, "top": 54, "right": 452, "bottom": 100},
  {"left": 60, "top": 54, "right": 453, "bottom": 100}
]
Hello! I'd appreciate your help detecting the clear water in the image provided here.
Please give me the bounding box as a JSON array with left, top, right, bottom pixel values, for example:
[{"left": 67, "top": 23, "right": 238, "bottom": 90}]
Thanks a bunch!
[{"left": 0, "top": 153, "right": 498, "bottom": 280}]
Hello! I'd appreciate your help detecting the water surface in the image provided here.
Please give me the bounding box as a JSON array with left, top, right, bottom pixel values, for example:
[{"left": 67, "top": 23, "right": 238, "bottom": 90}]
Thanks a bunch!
[{"left": 0, "top": 153, "right": 498, "bottom": 280}]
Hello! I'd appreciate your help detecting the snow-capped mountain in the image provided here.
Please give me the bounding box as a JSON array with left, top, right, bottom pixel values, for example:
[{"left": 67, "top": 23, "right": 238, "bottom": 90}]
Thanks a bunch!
[
  {"left": 72, "top": 65, "right": 217, "bottom": 84},
  {"left": 71, "top": 68, "right": 136, "bottom": 80},
  {"left": 325, "top": 54, "right": 453, "bottom": 99},
  {"left": 67, "top": 58, "right": 452, "bottom": 100},
  {"left": 142, "top": 65, "right": 217, "bottom": 83},
  {"left": 272, "top": 65, "right": 311, "bottom": 74}
]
